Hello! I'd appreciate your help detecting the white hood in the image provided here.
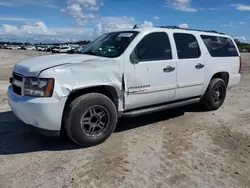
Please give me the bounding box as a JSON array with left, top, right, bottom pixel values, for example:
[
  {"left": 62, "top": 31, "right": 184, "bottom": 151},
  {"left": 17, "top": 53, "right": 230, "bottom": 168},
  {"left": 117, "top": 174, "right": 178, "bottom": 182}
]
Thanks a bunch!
[{"left": 13, "top": 54, "right": 109, "bottom": 77}]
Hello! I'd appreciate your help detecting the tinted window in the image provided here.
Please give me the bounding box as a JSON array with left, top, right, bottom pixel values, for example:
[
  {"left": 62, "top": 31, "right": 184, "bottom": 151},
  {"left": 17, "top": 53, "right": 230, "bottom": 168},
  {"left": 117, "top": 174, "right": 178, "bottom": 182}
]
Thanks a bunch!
[
  {"left": 134, "top": 32, "right": 172, "bottom": 61},
  {"left": 201, "top": 35, "right": 239, "bottom": 57},
  {"left": 174, "top": 33, "right": 201, "bottom": 59},
  {"left": 83, "top": 31, "right": 139, "bottom": 58}
]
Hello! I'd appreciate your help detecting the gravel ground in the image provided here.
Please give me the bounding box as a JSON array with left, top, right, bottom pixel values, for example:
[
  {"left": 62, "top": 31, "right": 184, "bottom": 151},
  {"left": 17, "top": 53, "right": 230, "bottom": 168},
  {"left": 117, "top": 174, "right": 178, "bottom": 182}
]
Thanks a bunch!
[{"left": 0, "top": 50, "right": 250, "bottom": 188}]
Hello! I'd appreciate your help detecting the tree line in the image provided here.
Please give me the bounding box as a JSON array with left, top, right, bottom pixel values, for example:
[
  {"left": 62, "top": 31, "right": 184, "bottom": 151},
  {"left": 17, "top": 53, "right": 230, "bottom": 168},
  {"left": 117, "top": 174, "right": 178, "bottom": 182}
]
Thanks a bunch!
[{"left": 234, "top": 39, "right": 250, "bottom": 51}]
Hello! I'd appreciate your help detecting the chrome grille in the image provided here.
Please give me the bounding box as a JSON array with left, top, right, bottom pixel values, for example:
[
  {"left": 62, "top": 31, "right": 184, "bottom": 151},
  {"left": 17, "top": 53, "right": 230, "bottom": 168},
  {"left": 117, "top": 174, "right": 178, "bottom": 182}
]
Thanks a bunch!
[{"left": 12, "top": 72, "right": 25, "bottom": 96}]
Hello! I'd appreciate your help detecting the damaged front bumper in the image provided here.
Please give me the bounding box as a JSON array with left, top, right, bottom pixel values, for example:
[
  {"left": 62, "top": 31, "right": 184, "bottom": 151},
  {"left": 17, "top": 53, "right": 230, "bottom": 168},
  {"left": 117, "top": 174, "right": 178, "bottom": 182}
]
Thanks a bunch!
[{"left": 7, "top": 85, "right": 67, "bottom": 131}]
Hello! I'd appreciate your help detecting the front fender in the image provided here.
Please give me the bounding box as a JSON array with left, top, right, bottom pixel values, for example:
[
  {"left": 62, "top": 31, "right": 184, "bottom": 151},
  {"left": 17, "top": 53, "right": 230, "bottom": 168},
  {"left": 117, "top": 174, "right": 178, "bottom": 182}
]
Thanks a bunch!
[{"left": 39, "top": 60, "right": 124, "bottom": 110}]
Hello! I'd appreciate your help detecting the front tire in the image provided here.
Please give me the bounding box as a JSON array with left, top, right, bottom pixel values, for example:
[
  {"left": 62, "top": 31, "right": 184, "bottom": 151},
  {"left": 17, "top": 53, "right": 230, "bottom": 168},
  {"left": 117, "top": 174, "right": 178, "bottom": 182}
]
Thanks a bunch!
[
  {"left": 200, "top": 78, "right": 227, "bottom": 111},
  {"left": 63, "top": 93, "right": 118, "bottom": 146}
]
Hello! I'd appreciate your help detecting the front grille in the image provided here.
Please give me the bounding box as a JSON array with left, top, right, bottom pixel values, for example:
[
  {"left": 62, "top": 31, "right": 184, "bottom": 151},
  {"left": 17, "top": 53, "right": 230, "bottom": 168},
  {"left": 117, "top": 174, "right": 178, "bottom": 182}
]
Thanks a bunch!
[
  {"left": 13, "top": 85, "right": 22, "bottom": 95},
  {"left": 13, "top": 73, "right": 23, "bottom": 81},
  {"left": 12, "top": 72, "right": 24, "bottom": 96}
]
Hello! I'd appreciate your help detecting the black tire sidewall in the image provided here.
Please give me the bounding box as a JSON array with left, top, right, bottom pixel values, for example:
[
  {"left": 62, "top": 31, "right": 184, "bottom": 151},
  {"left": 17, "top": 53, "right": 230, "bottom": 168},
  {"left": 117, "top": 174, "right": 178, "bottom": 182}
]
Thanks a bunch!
[
  {"left": 66, "top": 94, "right": 117, "bottom": 146},
  {"left": 204, "top": 78, "right": 226, "bottom": 110}
]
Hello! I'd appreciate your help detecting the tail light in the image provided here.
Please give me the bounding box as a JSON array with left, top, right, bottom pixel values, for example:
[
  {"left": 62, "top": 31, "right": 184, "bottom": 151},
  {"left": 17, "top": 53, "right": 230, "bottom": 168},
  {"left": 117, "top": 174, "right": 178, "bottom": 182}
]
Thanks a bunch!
[{"left": 239, "top": 56, "right": 242, "bottom": 73}]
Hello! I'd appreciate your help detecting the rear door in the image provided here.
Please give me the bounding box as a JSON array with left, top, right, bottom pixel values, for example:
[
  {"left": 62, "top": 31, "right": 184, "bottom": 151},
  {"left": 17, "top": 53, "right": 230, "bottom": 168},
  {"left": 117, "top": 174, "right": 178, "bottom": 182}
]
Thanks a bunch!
[{"left": 173, "top": 33, "right": 206, "bottom": 100}]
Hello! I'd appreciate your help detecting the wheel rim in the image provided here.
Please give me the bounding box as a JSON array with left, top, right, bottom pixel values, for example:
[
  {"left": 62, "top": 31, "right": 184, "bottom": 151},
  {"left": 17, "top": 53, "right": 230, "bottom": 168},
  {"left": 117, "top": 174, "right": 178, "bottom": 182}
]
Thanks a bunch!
[
  {"left": 212, "top": 85, "right": 224, "bottom": 104},
  {"left": 80, "top": 105, "right": 109, "bottom": 136}
]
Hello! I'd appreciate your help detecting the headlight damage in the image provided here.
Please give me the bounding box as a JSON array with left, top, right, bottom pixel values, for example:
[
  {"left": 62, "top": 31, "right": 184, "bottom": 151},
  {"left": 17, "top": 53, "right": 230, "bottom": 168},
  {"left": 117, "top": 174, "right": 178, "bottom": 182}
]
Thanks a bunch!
[{"left": 24, "top": 78, "right": 54, "bottom": 97}]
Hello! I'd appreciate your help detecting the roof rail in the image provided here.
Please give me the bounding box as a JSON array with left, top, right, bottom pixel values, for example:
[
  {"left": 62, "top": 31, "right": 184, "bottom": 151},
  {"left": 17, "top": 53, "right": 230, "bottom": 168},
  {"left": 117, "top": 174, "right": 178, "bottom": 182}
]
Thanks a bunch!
[{"left": 156, "top": 26, "right": 225, "bottom": 35}]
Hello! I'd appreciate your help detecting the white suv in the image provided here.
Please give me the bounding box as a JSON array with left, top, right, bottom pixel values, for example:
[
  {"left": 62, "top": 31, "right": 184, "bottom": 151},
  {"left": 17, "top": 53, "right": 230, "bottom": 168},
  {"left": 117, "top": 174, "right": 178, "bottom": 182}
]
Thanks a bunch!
[
  {"left": 8, "top": 26, "right": 242, "bottom": 146},
  {"left": 58, "top": 46, "right": 71, "bottom": 53}
]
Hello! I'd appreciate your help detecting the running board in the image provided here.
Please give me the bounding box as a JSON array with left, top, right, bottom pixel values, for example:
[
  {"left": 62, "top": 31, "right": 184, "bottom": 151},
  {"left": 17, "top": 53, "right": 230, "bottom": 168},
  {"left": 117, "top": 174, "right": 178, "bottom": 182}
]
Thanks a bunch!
[{"left": 122, "top": 97, "right": 200, "bottom": 117}]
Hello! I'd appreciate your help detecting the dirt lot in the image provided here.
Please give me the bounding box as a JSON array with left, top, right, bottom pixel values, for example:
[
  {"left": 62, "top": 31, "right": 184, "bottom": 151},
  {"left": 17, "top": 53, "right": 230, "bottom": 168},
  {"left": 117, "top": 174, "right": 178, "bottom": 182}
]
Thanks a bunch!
[{"left": 0, "top": 49, "right": 250, "bottom": 188}]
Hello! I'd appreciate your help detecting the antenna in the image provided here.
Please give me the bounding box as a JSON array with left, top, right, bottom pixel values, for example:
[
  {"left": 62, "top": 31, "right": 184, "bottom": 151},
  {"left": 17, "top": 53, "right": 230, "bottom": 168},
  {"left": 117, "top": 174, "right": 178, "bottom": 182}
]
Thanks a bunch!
[{"left": 133, "top": 24, "right": 138, "bottom": 29}]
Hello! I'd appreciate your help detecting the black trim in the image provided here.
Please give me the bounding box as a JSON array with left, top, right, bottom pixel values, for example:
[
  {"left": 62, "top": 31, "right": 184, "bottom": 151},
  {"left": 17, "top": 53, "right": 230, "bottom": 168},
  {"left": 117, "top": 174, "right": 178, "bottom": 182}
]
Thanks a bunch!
[
  {"left": 13, "top": 85, "right": 22, "bottom": 95},
  {"left": 124, "top": 96, "right": 201, "bottom": 113},
  {"left": 156, "top": 26, "right": 225, "bottom": 35},
  {"left": 13, "top": 72, "right": 23, "bottom": 81},
  {"left": 122, "top": 74, "right": 126, "bottom": 111}
]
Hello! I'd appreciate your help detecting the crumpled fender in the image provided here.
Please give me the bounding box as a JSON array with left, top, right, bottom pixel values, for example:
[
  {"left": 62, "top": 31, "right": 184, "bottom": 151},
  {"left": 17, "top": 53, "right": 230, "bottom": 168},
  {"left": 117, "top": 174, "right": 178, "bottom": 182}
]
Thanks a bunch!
[{"left": 39, "top": 57, "right": 124, "bottom": 111}]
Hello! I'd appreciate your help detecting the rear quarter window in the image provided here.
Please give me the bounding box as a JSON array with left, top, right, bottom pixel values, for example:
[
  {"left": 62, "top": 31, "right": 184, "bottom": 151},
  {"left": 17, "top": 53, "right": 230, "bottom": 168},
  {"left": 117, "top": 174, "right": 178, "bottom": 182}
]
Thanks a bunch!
[{"left": 201, "top": 35, "right": 239, "bottom": 57}]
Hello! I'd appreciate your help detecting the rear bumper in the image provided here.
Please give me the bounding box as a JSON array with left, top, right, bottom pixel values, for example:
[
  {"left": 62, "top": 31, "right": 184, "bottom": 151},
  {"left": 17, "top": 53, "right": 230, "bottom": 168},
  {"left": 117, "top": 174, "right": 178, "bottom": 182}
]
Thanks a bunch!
[
  {"left": 7, "top": 86, "right": 67, "bottom": 131},
  {"left": 228, "top": 74, "right": 241, "bottom": 90}
]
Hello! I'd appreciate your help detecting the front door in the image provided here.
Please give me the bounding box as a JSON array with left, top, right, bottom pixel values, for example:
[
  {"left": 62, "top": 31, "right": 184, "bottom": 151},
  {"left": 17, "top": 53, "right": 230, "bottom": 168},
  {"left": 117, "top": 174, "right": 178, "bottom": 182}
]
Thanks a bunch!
[{"left": 123, "top": 32, "right": 177, "bottom": 110}]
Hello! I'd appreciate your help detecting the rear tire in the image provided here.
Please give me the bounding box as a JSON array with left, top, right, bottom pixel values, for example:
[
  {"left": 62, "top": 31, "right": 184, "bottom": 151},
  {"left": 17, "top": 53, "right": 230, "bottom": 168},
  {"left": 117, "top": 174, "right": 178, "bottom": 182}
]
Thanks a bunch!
[
  {"left": 200, "top": 78, "right": 226, "bottom": 111},
  {"left": 63, "top": 93, "right": 117, "bottom": 146}
]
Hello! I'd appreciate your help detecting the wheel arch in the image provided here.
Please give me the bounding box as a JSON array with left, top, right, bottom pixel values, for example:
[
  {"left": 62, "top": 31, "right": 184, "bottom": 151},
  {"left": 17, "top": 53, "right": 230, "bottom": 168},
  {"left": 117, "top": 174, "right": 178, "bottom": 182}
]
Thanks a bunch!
[
  {"left": 63, "top": 85, "right": 120, "bottom": 112},
  {"left": 211, "top": 72, "right": 229, "bottom": 87},
  {"left": 60, "top": 85, "right": 120, "bottom": 134}
]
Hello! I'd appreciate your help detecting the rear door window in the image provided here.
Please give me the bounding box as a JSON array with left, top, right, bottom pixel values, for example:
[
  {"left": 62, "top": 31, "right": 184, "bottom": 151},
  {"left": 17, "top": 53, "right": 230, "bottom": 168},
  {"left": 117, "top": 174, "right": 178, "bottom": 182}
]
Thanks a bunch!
[
  {"left": 201, "top": 35, "right": 239, "bottom": 57},
  {"left": 174, "top": 33, "right": 201, "bottom": 59}
]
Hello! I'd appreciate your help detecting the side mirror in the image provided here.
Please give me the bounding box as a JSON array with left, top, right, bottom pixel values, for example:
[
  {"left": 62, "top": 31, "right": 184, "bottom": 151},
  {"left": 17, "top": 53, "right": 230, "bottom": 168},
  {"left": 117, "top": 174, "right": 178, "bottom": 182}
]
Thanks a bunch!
[{"left": 130, "top": 48, "right": 139, "bottom": 64}]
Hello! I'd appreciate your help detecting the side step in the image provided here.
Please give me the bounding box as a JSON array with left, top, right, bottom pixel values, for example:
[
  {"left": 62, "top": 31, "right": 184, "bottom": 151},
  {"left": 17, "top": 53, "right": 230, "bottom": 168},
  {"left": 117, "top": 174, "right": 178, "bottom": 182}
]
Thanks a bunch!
[{"left": 122, "top": 97, "right": 200, "bottom": 117}]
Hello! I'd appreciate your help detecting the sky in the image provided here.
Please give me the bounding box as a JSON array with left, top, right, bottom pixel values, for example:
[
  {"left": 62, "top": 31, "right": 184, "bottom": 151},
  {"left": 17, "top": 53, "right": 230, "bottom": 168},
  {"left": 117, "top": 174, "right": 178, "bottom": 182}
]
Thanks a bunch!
[{"left": 0, "top": 0, "right": 249, "bottom": 43}]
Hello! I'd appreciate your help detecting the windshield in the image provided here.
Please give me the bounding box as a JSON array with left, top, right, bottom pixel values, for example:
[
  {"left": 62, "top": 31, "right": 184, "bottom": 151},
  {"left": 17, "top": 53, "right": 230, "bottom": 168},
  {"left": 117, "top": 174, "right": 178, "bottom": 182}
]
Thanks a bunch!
[{"left": 82, "top": 31, "right": 139, "bottom": 58}]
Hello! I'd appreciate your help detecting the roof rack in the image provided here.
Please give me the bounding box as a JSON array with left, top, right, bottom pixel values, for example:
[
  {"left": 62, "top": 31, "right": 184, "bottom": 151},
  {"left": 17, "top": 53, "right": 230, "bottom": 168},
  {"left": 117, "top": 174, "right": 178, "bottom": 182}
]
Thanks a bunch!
[{"left": 156, "top": 26, "right": 225, "bottom": 35}]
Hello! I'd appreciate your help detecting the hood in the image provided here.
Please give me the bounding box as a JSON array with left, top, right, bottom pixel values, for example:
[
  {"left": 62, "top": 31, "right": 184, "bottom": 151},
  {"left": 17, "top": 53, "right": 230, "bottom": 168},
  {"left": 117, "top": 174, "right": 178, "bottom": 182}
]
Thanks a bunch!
[{"left": 13, "top": 54, "right": 109, "bottom": 77}]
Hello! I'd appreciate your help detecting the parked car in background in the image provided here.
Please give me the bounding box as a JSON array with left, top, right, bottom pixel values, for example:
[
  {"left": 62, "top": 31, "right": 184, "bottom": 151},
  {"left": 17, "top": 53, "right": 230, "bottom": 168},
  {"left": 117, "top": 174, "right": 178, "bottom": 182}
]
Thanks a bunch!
[
  {"left": 7, "top": 46, "right": 21, "bottom": 50},
  {"left": 42, "top": 46, "right": 51, "bottom": 51},
  {"left": 37, "top": 46, "right": 46, "bottom": 51},
  {"left": 72, "top": 46, "right": 85, "bottom": 54},
  {"left": 45, "top": 46, "right": 53, "bottom": 52},
  {"left": 59, "top": 46, "right": 71, "bottom": 53},
  {"left": 25, "top": 46, "right": 36, "bottom": 50},
  {"left": 67, "top": 46, "right": 80, "bottom": 54},
  {"left": 242, "top": 49, "right": 249, "bottom": 53},
  {"left": 52, "top": 47, "right": 61, "bottom": 53},
  {"left": 67, "top": 47, "right": 76, "bottom": 54},
  {"left": 20, "top": 45, "right": 26, "bottom": 50}
]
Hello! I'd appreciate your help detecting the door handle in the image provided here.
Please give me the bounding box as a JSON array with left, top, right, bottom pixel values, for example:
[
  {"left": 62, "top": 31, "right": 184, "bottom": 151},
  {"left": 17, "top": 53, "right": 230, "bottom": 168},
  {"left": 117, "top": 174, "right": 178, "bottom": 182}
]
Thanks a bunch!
[
  {"left": 163, "top": 66, "right": 175, "bottom": 73},
  {"left": 195, "top": 63, "right": 205, "bottom": 69}
]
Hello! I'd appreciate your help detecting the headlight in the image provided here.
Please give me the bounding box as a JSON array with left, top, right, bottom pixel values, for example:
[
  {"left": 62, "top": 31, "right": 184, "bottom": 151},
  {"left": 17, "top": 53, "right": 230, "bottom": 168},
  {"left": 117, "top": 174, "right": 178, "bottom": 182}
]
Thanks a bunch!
[{"left": 24, "top": 78, "right": 54, "bottom": 97}]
